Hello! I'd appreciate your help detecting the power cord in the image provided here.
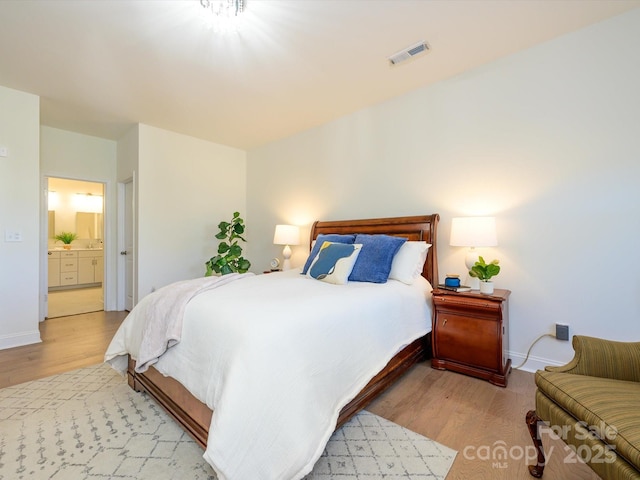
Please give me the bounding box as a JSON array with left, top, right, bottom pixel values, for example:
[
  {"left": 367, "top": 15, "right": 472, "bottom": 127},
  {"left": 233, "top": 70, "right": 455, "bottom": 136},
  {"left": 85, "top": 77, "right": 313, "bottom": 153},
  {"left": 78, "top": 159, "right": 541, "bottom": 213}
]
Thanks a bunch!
[{"left": 512, "top": 333, "right": 555, "bottom": 370}]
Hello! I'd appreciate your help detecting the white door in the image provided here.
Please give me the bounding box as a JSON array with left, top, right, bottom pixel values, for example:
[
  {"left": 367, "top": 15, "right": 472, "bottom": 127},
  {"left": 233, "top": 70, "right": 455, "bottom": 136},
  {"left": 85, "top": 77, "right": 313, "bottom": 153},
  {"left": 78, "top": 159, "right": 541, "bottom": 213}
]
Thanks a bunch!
[{"left": 124, "top": 180, "right": 134, "bottom": 311}]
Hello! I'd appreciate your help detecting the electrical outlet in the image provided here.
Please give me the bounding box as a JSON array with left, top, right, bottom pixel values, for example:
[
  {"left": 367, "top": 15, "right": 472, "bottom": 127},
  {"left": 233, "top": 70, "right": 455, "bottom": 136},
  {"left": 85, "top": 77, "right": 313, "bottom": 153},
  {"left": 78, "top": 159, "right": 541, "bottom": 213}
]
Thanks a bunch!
[{"left": 556, "top": 323, "right": 570, "bottom": 341}]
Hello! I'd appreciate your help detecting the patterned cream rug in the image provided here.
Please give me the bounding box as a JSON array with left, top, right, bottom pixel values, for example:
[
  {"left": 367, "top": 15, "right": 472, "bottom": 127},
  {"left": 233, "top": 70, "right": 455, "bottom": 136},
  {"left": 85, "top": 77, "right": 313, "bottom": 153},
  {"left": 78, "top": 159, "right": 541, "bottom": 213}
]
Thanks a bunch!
[{"left": 0, "top": 364, "right": 456, "bottom": 479}]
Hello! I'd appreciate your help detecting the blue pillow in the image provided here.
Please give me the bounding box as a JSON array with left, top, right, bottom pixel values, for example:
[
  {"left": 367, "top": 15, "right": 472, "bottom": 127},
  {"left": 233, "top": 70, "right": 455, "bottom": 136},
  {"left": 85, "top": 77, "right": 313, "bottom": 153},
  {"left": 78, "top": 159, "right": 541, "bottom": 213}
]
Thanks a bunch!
[
  {"left": 308, "top": 242, "right": 362, "bottom": 285},
  {"left": 301, "top": 234, "right": 356, "bottom": 274},
  {"left": 348, "top": 234, "right": 407, "bottom": 283}
]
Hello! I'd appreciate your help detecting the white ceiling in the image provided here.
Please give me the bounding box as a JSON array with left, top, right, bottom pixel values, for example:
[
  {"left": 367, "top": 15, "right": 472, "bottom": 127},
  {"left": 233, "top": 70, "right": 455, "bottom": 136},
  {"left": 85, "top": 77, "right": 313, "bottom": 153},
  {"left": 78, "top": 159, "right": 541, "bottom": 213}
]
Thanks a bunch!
[{"left": 1, "top": 0, "right": 639, "bottom": 150}]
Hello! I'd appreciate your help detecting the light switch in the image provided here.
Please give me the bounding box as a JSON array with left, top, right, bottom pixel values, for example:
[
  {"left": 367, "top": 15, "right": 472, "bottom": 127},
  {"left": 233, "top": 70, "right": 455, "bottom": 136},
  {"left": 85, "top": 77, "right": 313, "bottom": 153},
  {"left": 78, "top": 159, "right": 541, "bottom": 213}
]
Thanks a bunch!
[
  {"left": 0, "top": 146, "right": 7, "bottom": 157},
  {"left": 5, "top": 230, "right": 22, "bottom": 242}
]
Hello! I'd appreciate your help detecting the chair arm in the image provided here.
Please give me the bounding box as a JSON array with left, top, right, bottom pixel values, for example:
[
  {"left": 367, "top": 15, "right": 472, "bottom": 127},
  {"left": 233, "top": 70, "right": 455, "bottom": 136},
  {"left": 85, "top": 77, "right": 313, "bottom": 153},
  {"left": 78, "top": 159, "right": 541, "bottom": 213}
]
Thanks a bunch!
[{"left": 545, "top": 335, "right": 640, "bottom": 382}]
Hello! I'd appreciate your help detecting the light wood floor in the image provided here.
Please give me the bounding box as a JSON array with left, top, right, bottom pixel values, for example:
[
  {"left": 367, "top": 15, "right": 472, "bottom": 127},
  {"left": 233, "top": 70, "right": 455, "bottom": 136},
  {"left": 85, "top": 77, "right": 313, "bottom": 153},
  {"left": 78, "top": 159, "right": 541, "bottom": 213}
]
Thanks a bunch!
[
  {"left": 0, "top": 311, "right": 599, "bottom": 480},
  {"left": 0, "top": 310, "right": 127, "bottom": 388},
  {"left": 47, "top": 286, "right": 104, "bottom": 318},
  {"left": 368, "top": 360, "right": 600, "bottom": 479}
]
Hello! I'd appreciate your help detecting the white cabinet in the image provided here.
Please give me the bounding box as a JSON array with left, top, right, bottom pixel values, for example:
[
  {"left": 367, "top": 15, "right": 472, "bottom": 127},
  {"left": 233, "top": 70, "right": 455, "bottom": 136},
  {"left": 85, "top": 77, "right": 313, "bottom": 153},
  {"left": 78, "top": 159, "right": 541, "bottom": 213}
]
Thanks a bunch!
[
  {"left": 48, "top": 251, "right": 61, "bottom": 287},
  {"left": 78, "top": 250, "right": 103, "bottom": 285},
  {"left": 60, "top": 251, "right": 78, "bottom": 286},
  {"left": 48, "top": 249, "right": 103, "bottom": 290}
]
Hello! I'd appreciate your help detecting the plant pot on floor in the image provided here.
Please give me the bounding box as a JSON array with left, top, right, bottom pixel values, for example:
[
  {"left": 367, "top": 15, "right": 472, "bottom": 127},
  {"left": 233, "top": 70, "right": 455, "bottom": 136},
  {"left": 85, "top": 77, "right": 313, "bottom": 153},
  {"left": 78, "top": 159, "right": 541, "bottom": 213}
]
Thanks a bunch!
[{"left": 480, "top": 281, "right": 494, "bottom": 295}]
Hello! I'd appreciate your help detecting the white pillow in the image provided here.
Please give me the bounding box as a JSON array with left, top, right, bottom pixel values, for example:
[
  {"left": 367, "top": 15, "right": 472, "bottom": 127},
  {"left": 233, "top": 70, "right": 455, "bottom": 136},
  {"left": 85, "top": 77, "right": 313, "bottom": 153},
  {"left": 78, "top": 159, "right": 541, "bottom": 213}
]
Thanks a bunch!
[
  {"left": 389, "top": 241, "right": 431, "bottom": 285},
  {"left": 307, "top": 242, "right": 362, "bottom": 285}
]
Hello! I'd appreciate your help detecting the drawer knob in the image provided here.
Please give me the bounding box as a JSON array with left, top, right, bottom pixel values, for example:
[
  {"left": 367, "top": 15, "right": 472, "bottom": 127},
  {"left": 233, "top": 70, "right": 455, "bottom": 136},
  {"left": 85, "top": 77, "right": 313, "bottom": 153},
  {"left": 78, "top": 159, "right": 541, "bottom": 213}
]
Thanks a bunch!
[{"left": 442, "top": 318, "right": 448, "bottom": 326}]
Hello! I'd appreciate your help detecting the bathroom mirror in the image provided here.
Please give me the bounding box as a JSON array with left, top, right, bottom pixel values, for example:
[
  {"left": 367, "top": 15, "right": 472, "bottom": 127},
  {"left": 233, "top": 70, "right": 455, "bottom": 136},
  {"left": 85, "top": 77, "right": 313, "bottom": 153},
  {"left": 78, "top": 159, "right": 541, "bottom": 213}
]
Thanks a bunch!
[{"left": 76, "top": 212, "right": 103, "bottom": 240}]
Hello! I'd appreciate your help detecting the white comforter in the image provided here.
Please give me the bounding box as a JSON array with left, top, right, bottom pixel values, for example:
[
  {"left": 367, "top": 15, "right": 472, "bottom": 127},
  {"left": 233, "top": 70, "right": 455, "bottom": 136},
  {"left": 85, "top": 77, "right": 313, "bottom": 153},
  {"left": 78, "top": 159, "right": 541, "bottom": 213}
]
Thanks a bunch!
[{"left": 105, "top": 269, "right": 432, "bottom": 480}]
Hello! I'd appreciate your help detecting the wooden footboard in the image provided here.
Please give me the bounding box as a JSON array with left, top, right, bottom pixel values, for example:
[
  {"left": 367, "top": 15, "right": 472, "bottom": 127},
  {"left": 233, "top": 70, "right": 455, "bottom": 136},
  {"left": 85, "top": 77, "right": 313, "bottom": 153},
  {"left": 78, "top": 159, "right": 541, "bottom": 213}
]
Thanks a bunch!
[{"left": 128, "top": 333, "right": 431, "bottom": 449}]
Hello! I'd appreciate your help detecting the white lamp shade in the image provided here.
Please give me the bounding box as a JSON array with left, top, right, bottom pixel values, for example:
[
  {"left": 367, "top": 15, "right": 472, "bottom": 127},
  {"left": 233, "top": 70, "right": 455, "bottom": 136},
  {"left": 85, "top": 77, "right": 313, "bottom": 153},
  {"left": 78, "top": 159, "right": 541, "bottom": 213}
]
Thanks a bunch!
[
  {"left": 273, "top": 224, "right": 300, "bottom": 246},
  {"left": 449, "top": 217, "right": 497, "bottom": 247}
]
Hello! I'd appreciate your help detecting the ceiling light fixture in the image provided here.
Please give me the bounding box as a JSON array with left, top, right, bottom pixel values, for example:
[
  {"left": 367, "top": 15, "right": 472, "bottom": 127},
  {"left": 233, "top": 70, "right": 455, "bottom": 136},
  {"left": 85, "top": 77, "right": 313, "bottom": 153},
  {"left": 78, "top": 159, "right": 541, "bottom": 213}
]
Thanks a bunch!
[{"left": 199, "top": 0, "right": 246, "bottom": 32}]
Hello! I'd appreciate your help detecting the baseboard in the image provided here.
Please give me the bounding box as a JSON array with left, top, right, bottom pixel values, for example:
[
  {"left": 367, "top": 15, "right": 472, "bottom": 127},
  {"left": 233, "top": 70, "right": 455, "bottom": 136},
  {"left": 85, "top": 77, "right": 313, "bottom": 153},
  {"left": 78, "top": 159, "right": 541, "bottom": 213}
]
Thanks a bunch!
[
  {"left": 508, "top": 350, "right": 565, "bottom": 373},
  {"left": 0, "top": 330, "right": 42, "bottom": 350}
]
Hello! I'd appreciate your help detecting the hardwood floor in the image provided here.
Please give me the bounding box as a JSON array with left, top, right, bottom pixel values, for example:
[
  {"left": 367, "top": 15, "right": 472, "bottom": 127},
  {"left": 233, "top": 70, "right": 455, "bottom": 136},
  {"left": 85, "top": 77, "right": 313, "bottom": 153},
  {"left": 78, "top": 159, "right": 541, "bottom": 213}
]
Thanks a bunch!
[
  {"left": 0, "top": 311, "right": 599, "bottom": 479},
  {"left": 0, "top": 310, "right": 127, "bottom": 389},
  {"left": 367, "top": 361, "right": 601, "bottom": 480}
]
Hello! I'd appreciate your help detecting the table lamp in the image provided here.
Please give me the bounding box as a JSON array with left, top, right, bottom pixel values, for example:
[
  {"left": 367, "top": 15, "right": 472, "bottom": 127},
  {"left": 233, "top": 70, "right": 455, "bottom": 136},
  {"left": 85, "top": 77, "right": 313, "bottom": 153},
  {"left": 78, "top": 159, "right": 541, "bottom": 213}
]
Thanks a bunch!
[
  {"left": 449, "top": 216, "right": 497, "bottom": 290},
  {"left": 273, "top": 224, "right": 300, "bottom": 271}
]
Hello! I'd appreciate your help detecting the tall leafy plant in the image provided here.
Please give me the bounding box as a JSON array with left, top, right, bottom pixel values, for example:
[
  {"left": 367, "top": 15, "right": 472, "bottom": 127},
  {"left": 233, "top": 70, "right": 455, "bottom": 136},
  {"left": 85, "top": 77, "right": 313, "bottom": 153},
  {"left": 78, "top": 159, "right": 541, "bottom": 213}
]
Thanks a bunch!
[{"left": 205, "top": 212, "right": 251, "bottom": 276}]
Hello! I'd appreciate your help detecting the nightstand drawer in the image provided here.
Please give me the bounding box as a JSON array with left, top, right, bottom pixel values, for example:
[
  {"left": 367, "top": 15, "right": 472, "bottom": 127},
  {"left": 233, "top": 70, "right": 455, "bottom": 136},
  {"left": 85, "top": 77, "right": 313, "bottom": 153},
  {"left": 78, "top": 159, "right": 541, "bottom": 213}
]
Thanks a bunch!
[
  {"left": 434, "top": 313, "right": 503, "bottom": 371},
  {"left": 432, "top": 295, "right": 502, "bottom": 316}
]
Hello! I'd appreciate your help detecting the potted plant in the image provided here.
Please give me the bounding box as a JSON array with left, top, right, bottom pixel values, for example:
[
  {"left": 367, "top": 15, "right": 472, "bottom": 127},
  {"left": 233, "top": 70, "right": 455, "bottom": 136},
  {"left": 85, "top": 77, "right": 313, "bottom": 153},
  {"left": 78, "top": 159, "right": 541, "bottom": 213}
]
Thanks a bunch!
[
  {"left": 469, "top": 256, "right": 500, "bottom": 294},
  {"left": 205, "top": 212, "right": 251, "bottom": 276},
  {"left": 54, "top": 231, "right": 78, "bottom": 250}
]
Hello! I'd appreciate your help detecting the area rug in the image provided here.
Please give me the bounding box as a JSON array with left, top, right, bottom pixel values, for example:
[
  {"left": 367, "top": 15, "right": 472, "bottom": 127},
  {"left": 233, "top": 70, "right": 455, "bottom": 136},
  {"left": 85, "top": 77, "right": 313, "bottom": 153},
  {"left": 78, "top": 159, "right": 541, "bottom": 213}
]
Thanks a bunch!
[{"left": 0, "top": 364, "right": 456, "bottom": 479}]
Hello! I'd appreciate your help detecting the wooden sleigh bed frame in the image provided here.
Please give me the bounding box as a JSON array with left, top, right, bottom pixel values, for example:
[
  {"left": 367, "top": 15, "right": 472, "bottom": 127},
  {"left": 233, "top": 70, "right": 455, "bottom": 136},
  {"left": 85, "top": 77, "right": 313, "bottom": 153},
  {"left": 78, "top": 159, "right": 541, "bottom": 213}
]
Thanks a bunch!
[{"left": 127, "top": 214, "right": 440, "bottom": 449}]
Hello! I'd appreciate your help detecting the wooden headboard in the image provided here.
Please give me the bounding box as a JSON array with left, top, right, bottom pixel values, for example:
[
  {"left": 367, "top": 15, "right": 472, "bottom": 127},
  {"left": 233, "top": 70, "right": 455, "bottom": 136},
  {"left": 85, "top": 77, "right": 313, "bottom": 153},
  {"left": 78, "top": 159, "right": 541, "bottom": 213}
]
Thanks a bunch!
[{"left": 309, "top": 214, "right": 439, "bottom": 286}]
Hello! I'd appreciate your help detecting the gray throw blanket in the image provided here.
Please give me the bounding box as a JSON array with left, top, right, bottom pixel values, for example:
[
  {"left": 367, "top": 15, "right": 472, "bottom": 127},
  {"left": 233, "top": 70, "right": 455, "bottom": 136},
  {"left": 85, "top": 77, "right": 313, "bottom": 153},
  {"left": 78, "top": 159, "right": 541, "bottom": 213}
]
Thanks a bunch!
[{"left": 135, "top": 273, "right": 252, "bottom": 373}]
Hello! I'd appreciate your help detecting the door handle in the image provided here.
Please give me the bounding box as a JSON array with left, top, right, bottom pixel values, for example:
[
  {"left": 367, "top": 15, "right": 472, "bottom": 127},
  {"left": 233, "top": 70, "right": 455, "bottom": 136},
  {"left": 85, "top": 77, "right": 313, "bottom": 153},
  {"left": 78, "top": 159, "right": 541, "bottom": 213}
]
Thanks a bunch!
[{"left": 120, "top": 251, "right": 128, "bottom": 255}]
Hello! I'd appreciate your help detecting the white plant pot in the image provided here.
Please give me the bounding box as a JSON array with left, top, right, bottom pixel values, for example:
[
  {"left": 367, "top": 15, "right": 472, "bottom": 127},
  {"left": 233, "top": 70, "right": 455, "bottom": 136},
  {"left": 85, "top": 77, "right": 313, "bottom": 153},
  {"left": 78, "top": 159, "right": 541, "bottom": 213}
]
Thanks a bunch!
[{"left": 479, "top": 281, "right": 494, "bottom": 295}]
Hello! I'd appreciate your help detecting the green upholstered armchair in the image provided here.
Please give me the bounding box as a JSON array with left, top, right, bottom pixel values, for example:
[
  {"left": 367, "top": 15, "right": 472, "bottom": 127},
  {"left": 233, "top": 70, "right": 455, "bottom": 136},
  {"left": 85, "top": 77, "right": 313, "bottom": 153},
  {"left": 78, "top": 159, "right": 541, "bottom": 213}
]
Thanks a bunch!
[{"left": 526, "top": 335, "right": 640, "bottom": 479}]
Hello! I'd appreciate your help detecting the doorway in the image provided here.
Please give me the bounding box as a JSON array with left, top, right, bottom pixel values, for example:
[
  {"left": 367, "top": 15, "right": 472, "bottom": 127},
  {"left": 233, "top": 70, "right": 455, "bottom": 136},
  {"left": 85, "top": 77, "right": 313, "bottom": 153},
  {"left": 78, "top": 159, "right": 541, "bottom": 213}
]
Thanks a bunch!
[{"left": 46, "top": 177, "right": 105, "bottom": 318}]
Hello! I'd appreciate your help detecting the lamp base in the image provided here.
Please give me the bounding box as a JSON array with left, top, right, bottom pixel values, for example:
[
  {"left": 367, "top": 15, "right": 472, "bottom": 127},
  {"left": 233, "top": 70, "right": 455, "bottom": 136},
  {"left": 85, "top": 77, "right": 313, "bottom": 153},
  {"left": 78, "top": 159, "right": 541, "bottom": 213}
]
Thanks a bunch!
[
  {"left": 282, "top": 244, "right": 292, "bottom": 271},
  {"left": 465, "top": 248, "right": 480, "bottom": 290}
]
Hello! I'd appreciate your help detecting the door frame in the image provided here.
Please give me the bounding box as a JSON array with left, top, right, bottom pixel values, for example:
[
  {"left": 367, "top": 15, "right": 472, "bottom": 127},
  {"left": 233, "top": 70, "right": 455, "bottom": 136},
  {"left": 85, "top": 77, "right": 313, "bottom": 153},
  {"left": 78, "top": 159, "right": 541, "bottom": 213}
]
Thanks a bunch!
[{"left": 40, "top": 174, "right": 112, "bottom": 320}]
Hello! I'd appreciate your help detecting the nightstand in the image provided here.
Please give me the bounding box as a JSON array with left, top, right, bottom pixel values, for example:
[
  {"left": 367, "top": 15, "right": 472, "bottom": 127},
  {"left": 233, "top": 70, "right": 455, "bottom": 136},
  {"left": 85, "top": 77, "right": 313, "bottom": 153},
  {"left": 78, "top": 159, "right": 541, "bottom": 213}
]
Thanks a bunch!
[{"left": 431, "top": 288, "right": 511, "bottom": 387}]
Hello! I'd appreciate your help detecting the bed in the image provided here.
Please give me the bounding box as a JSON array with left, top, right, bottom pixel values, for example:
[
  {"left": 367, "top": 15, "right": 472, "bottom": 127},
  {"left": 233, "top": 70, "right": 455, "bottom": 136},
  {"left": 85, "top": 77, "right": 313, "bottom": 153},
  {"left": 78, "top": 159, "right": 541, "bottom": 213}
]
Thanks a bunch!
[{"left": 106, "top": 214, "right": 439, "bottom": 479}]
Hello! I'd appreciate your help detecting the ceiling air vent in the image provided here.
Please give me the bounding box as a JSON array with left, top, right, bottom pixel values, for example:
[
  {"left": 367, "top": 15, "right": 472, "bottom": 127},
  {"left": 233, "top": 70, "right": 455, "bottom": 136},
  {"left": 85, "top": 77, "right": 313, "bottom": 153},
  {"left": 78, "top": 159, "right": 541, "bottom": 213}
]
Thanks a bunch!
[{"left": 388, "top": 41, "right": 430, "bottom": 66}]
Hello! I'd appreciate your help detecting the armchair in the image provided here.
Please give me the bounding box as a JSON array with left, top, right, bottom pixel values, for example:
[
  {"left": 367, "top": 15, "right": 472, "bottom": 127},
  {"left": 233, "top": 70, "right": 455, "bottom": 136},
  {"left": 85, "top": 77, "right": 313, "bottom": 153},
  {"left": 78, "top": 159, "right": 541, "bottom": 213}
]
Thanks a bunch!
[{"left": 526, "top": 335, "right": 640, "bottom": 479}]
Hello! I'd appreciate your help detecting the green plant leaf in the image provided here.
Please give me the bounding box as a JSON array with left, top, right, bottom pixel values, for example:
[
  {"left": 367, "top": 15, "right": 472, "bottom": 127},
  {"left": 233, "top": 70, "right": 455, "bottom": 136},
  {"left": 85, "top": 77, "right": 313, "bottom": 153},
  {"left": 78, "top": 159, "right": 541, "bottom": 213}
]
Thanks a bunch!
[
  {"left": 238, "top": 258, "right": 251, "bottom": 272},
  {"left": 204, "top": 261, "right": 214, "bottom": 277}
]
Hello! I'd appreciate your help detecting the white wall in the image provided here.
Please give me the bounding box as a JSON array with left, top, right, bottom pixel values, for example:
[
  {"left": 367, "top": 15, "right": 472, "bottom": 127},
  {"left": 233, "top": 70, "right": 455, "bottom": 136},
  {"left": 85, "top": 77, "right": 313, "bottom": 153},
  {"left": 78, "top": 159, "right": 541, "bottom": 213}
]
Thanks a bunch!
[
  {"left": 0, "top": 86, "right": 41, "bottom": 349},
  {"left": 117, "top": 124, "right": 138, "bottom": 183},
  {"left": 40, "top": 126, "right": 118, "bottom": 311},
  {"left": 247, "top": 10, "right": 640, "bottom": 370},
  {"left": 136, "top": 124, "right": 246, "bottom": 298}
]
